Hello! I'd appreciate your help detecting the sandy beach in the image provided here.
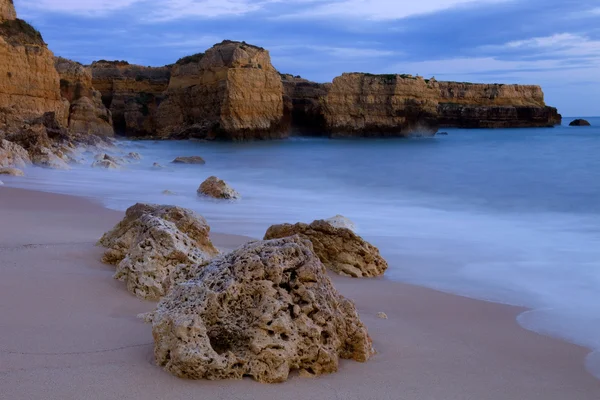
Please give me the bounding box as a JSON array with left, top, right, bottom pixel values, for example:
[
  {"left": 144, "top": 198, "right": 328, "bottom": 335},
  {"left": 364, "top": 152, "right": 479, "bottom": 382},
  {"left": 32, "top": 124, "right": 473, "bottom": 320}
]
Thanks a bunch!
[{"left": 1, "top": 186, "right": 599, "bottom": 399}]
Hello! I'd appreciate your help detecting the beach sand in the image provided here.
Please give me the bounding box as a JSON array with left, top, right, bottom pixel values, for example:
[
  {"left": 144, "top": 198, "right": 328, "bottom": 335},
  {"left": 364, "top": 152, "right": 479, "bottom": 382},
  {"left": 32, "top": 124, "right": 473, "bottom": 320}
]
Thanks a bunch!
[{"left": 1, "top": 187, "right": 599, "bottom": 399}]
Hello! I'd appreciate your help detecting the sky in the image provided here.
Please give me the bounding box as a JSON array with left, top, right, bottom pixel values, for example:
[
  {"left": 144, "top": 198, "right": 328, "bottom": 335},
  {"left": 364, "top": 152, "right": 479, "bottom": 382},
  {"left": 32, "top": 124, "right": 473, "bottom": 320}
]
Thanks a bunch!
[{"left": 14, "top": 0, "right": 600, "bottom": 116}]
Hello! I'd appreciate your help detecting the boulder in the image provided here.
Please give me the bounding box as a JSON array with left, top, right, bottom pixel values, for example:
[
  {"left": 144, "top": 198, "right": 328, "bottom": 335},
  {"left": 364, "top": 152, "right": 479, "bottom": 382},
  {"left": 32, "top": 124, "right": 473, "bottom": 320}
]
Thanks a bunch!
[
  {"left": 197, "top": 176, "right": 240, "bottom": 200},
  {"left": 0, "top": 167, "right": 24, "bottom": 176},
  {"left": 264, "top": 220, "right": 387, "bottom": 278},
  {"left": 30, "top": 146, "right": 71, "bottom": 170},
  {"left": 0, "top": 139, "right": 31, "bottom": 168},
  {"left": 91, "top": 159, "right": 119, "bottom": 169},
  {"left": 143, "top": 235, "right": 373, "bottom": 383},
  {"left": 569, "top": 119, "right": 591, "bottom": 126},
  {"left": 98, "top": 203, "right": 219, "bottom": 300},
  {"left": 172, "top": 156, "right": 205, "bottom": 165}
]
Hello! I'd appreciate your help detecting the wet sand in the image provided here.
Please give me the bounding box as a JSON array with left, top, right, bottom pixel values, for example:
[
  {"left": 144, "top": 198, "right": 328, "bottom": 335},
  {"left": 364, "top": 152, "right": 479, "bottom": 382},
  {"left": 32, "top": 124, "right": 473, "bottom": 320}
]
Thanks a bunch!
[{"left": 1, "top": 186, "right": 599, "bottom": 399}]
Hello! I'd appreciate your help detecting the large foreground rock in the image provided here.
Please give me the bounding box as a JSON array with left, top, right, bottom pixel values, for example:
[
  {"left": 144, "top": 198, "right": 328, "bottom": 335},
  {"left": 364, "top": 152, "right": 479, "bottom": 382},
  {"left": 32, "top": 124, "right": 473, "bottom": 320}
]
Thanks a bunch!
[
  {"left": 264, "top": 220, "right": 387, "bottom": 278},
  {"left": 98, "top": 203, "right": 219, "bottom": 300},
  {"left": 144, "top": 236, "right": 373, "bottom": 383}
]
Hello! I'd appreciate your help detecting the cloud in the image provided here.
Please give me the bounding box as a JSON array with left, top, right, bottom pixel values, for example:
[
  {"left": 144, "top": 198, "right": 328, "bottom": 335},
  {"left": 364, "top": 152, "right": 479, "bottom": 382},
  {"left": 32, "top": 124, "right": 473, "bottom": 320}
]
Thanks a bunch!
[
  {"left": 142, "top": 0, "right": 278, "bottom": 21},
  {"left": 482, "top": 33, "right": 600, "bottom": 58},
  {"left": 271, "top": 44, "right": 397, "bottom": 58},
  {"left": 279, "top": 0, "right": 512, "bottom": 21},
  {"left": 18, "top": 0, "right": 141, "bottom": 15}
]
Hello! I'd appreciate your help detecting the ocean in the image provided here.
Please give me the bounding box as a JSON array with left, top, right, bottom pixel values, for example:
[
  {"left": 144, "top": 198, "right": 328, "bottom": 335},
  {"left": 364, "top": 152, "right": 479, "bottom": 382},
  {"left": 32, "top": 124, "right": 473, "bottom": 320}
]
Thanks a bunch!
[{"left": 3, "top": 117, "right": 600, "bottom": 378}]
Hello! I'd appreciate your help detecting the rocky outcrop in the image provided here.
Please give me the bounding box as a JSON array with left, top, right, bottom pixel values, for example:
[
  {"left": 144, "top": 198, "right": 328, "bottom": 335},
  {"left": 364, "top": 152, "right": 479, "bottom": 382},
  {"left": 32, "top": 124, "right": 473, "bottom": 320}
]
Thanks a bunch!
[
  {"left": 98, "top": 203, "right": 219, "bottom": 300},
  {"left": 281, "top": 74, "right": 329, "bottom": 134},
  {"left": 0, "top": 0, "right": 16, "bottom": 21},
  {"left": 322, "top": 73, "right": 439, "bottom": 137},
  {"left": 569, "top": 119, "right": 591, "bottom": 127},
  {"left": 0, "top": 138, "right": 30, "bottom": 168},
  {"left": 156, "top": 41, "right": 287, "bottom": 140},
  {"left": 0, "top": 166, "right": 24, "bottom": 176},
  {"left": 143, "top": 235, "right": 373, "bottom": 383},
  {"left": 436, "top": 82, "right": 561, "bottom": 128},
  {"left": 325, "top": 215, "right": 357, "bottom": 232},
  {"left": 55, "top": 57, "right": 114, "bottom": 137},
  {"left": 197, "top": 176, "right": 240, "bottom": 200},
  {"left": 264, "top": 219, "right": 387, "bottom": 278},
  {"left": 0, "top": 9, "right": 68, "bottom": 127},
  {"left": 91, "top": 61, "right": 171, "bottom": 136}
]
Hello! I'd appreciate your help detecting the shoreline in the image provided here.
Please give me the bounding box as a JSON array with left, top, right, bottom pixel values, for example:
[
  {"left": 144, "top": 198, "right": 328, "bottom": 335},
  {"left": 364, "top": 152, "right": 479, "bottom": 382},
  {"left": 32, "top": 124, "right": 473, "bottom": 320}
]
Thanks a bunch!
[{"left": 1, "top": 185, "right": 599, "bottom": 398}]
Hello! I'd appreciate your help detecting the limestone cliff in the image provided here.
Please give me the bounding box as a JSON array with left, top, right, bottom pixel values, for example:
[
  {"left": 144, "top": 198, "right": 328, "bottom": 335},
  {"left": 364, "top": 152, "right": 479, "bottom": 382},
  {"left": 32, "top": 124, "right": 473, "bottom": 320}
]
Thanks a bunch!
[
  {"left": 0, "top": 3, "right": 68, "bottom": 127},
  {"left": 0, "top": 0, "right": 16, "bottom": 21},
  {"left": 91, "top": 61, "right": 170, "bottom": 136},
  {"left": 436, "top": 82, "right": 561, "bottom": 128},
  {"left": 55, "top": 57, "right": 114, "bottom": 136},
  {"left": 322, "top": 73, "right": 439, "bottom": 137},
  {"left": 156, "top": 41, "right": 287, "bottom": 140},
  {"left": 281, "top": 74, "right": 330, "bottom": 134}
]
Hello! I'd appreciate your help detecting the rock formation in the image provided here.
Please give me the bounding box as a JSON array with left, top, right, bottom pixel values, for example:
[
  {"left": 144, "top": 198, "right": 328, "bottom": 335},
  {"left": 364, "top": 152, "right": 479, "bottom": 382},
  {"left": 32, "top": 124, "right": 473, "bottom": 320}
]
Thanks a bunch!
[
  {"left": 0, "top": 2, "right": 68, "bottom": 127},
  {"left": 0, "top": 166, "right": 23, "bottom": 176},
  {"left": 325, "top": 215, "right": 357, "bottom": 232},
  {"left": 143, "top": 235, "right": 373, "bottom": 383},
  {"left": 0, "top": 138, "right": 30, "bottom": 168},
  {"left": 91, "top": 61, "right": 171, "bottom": 136},
  {"left": 436, "top": 81, "right": 561, "bottom": 128},
  {"left": 281, "top": 74, "right": 329, "bottom": 134},
  {"left": 155, "top": 41, "right": 287, "bottom": 140},
  {"left": 55, "top": 57, "right": 114, "bottom": 137},
  {"left": 322, "top": 73, "right": 440, "bottom": 137},
  {"left": 197, "top": 176, "right": 241, "bottom": 200},
  {"left": 569, "top": 119, "right": 591, "bottom": 126},
  {"left": 264, "top": 219, "right": 388, "bottom": 278},
  {"left": 98, "top": 203, "right": 219, "bottom": 300}
]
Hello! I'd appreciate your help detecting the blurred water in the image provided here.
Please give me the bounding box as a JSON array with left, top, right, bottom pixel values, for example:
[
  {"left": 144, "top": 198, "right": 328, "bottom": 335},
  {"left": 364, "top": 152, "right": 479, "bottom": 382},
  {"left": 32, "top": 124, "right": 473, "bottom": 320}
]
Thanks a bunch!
[{"left": 3, "top": 117, "right": 600, "bottom": 378}]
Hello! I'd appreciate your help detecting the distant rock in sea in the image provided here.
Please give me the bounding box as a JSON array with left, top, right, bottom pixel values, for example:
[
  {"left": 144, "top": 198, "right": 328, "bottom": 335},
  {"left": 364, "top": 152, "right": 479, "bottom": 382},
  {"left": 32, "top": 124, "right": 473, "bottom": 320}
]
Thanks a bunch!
[
  {"left": 569, "top": 119, "right": 591, "bottom": 126},
  {"left": 172, "top": 156, "right": 205, "bottom": 165}
]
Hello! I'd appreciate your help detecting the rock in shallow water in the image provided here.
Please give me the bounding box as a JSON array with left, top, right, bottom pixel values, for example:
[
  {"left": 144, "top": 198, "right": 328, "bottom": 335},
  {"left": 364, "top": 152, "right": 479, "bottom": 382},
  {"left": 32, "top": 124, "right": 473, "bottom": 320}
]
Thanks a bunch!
[
  {"left": 143, "top": 235, "right": 374, "bottom": 383},
  {"left": 0, "top": 167, "right": 24, "bottom": 176},
  {"left": 172, "top": 156, "right": 206, "bottom": 165},
  {"left": 92, "top": 159, "right": 119, "bottom": 169},
  {"left": 98, "top": 203, "right": 219, "bottom": 300},
  {"left": 264, "top": 220, "right": 387, "bottom": 278},
  {"left": 569, "top": 119, "right": 591, "bottom": 127},
  {"left": 197, "top": 176, "right": 241, "bottom": 200}
]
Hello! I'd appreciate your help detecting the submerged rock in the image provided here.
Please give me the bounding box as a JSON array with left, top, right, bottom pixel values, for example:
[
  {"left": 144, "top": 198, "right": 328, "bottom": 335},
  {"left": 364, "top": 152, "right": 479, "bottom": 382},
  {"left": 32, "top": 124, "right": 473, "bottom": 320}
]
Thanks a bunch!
[
  {"left": 162, "top": 190, "right": 176, "bottom": 196},
  {"left": 197, "top": 176, "right": 241, "bottom": 200},
  {"left": 264, "top": 220, "right": 387, "bottom": 278},
  {"left": 569, "top": 119, "right": 591, "bottom": 126},
  {"left": 144, "top": 235, "right": 374, "bottom": 383},
  {"left": 172, "top": 156, "right": 206, "bottom": 165},
  {"left": 377, "top": 312, "right": 389, "bottom": 320},
  {"left": 98, "top": 203, "right": 219, "bottom": 300},
  {"left": 152, "top": 162, "right": 165, "bottom": 169},
  {"left": 0, "top": 167, "right": 24, "bottom": 176},
  {"left": 126, "top": 152, "right": 142, "bottom": 160}
]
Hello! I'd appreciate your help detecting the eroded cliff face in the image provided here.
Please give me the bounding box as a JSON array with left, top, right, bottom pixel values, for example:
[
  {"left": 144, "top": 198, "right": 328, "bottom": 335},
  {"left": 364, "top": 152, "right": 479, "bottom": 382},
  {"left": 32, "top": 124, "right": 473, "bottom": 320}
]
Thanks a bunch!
[
  {"left": 156, "top": 41, "right": 287, "bottom": 140},
  {"left": 321, "top": 73, "right": 439, "bottom": 137},
  {"left": 91, "top": 61, "right": 170, "bottom": 136},
  {"left": 0, "top": 4, "right": 68, "bottom": 127},
  {"left": 55, "top": 57, "right": 114, "bottom": 136},
  {"left": 436, "top": 82, "right": 561, "bottom": 128},
  {"left": 281, "top": 74, "right": 330, "bottom": 134},
  {"left": 0, "top": 0, "right": 16, "bottom": 21}
]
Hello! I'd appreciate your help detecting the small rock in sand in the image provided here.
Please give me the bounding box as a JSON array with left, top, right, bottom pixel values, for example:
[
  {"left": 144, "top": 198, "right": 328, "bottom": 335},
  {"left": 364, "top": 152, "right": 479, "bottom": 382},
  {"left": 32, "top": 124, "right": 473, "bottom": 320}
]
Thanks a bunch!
[
  {"left": 197, "top": 176, "right": 241, "bottom": 200},
  {"left": 172, "top": 156, "right": 206, "bottom": 165},
  {"left": 377, "top": 312, "right": 388, "bottom": 320},
  {"left": 0, "top": 167, "right": 25, "bottom": 176}
]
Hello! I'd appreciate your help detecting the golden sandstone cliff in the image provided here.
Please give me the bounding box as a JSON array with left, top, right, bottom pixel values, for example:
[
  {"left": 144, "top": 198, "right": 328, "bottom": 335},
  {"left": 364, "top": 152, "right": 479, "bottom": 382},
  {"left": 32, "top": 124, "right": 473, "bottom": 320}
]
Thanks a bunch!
[
  {"left": 0, "top": 0, "right": 68, "bottom": 126},
  {"left": 90, "top": 61, "right": 171, "bottom": 136},
  {"left": 155, "top": 41, "right": 287, "bottom": 140}
]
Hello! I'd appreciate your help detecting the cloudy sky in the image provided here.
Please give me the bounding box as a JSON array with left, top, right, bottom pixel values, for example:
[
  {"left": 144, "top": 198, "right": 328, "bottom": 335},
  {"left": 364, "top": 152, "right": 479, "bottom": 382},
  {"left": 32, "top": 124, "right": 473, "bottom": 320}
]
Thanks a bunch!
[{"left": 15, "top": 0, "right": 600, "bottom": 116}]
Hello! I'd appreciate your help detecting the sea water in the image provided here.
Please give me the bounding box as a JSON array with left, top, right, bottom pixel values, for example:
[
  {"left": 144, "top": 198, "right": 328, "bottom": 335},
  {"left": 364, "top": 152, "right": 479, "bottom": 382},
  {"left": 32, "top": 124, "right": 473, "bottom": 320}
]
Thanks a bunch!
[{"left": 3, "top": 117, "right": 600, "bottom": 378}]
